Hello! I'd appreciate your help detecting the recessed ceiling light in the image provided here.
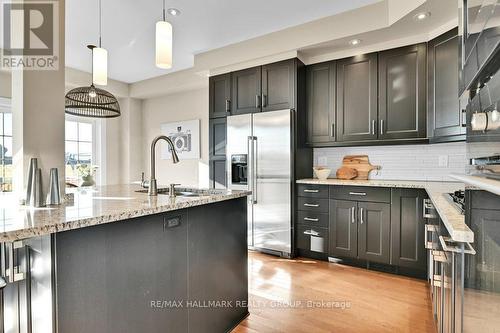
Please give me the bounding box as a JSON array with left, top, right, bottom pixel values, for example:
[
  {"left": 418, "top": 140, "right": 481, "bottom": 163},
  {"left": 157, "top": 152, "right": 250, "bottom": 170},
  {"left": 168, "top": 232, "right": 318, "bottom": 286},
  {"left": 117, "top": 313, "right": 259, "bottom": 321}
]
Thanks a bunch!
[
  {"left": 167, "top": 8, "right": 181, "bottom": 16},
  {"left": 349, "top": 39, "right": 361, "bottom": 46},
  {"left": 414, "top": 12, "right": 431, "bottom": 21}
]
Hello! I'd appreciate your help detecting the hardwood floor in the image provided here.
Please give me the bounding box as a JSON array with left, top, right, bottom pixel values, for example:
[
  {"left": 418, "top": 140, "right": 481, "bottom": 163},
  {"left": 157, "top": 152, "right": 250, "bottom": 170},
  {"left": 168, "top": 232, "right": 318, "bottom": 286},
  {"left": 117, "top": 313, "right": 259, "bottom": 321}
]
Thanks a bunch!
[{"left": 233, "top": 251, "right": 436, "bottom": 333}]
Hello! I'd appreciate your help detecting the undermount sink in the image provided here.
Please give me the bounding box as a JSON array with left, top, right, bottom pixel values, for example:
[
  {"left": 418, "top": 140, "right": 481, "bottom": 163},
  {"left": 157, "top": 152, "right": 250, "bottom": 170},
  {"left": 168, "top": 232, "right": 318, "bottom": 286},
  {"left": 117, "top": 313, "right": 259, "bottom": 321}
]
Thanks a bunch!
[{"left": 135, "top": 187, "right": 212, "bottom": 197}]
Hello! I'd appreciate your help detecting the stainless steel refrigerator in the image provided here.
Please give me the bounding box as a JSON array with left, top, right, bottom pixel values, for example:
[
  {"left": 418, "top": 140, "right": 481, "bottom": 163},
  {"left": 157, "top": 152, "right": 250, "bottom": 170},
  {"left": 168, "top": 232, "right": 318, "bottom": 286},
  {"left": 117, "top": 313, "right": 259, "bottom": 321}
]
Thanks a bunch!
[{"left": 227, "top": 109, "right": 295, "bottom": 257}]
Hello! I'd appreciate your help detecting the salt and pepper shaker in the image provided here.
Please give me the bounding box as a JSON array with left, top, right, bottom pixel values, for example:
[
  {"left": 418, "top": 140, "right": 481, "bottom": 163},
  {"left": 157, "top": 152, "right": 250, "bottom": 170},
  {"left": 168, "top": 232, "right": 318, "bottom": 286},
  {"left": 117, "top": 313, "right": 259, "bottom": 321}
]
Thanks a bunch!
[
  {"left": 25, "top": 158, "right": 38, "bottom": 205},
  {"left": 24, "top": 158, "right": 62, "bottom": 207},
  {"left": 46, "top": 168, "right": 61, "bottom": 205},
  {"left": 33, "top": 168, "right": 45, "bottom": 207}
]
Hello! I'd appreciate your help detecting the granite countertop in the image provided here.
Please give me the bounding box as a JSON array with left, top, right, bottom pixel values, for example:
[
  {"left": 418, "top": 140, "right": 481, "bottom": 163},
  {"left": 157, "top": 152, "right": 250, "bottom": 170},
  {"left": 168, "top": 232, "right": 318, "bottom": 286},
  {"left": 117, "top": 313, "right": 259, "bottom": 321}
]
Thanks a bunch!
[
  {"left": 0, "top": 185, "right": 251, "bottom": 242},
  {"left": 297, "top": 178, "right": 473, "bottom": 243}
]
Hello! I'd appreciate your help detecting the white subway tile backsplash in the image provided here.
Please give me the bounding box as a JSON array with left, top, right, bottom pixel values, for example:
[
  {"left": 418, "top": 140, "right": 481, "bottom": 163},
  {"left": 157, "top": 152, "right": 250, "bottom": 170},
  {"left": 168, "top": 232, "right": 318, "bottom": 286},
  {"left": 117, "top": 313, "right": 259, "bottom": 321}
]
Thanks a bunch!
[{"left": 314, "top": 142, "right": 467, "bottom": 181}]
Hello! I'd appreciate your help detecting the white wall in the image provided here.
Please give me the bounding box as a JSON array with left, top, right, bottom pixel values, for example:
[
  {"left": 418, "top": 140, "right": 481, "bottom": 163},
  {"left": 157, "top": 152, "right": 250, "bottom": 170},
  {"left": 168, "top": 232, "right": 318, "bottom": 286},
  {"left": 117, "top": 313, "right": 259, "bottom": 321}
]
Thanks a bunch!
[
  {"left": 314, "top": 142, "right": 468, "bottom": 181},
  {"left": 0, "top": 71, "right": 11, "bottom": 98},
  {"left": 142, "top": 88, "right": 209, "bottom": 188}
]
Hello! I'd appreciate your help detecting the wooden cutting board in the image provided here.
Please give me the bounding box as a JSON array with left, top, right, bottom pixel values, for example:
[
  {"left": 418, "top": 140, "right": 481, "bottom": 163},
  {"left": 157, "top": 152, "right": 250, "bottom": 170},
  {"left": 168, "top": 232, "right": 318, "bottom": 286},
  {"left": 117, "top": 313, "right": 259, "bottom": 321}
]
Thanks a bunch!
[
  {"left": 341, "top": 155, "right": 381, "bottom": 180},
  {"left": 336, "top": 167, "right": 358, "bottom": 180}
]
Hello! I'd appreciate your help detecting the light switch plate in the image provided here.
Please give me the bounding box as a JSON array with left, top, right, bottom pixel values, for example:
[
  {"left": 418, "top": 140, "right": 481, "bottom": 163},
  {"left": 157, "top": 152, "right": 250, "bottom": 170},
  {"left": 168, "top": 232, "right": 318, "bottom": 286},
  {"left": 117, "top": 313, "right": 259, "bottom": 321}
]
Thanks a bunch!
[
  {"left": 438, "top": 155, "right": 449, "bottom": 167},
  {"left": 317, "top": 156, "right": 328, "bottom": 166}
]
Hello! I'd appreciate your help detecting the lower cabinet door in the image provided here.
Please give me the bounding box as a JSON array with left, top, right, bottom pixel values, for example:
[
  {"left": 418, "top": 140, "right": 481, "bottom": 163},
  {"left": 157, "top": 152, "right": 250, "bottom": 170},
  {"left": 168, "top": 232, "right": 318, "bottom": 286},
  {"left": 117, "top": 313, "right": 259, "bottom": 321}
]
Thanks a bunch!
[
  {"left": 357, "top": 202, "right": 391, "bottom": 264},
  {"left": 329, "top": 200, "right": 358, "bottom": 259},
  {"left": 296, "top": 224, "right": 329, "bottom": 253}
]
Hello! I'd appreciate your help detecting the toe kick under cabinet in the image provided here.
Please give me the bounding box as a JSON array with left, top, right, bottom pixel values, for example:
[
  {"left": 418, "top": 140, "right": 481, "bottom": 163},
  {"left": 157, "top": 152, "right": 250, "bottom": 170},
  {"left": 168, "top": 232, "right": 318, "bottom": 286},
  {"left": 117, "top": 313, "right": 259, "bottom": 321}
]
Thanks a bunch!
[{"left": 296, "top": 184, "right": 428, "bottom": 277}]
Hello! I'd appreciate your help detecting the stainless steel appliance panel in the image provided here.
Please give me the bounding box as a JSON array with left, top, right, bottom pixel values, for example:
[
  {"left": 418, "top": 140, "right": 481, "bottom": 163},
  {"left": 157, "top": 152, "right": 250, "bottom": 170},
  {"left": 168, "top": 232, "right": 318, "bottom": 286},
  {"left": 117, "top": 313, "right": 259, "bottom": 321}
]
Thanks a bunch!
[
  {"left": 252, "top": 110, "right": 292, "bottom": 254},
  {"left": 226, "top": 114, "right": 253, "bottom": 246}
]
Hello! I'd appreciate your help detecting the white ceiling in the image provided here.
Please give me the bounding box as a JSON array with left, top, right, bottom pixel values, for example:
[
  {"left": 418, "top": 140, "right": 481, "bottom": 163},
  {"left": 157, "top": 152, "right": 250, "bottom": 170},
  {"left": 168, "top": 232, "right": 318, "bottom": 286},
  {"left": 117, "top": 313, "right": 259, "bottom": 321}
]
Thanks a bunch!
[{"left": 65, "top": 0, "right": 380, "bottom": 83}]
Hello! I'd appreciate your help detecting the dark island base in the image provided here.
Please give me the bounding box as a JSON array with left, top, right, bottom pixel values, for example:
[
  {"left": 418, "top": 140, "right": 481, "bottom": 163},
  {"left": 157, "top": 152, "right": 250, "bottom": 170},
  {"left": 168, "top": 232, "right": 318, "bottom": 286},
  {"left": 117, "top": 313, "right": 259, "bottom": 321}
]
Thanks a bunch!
[{"left": 55, "top": 197, "right": 248, "bottom": 333}]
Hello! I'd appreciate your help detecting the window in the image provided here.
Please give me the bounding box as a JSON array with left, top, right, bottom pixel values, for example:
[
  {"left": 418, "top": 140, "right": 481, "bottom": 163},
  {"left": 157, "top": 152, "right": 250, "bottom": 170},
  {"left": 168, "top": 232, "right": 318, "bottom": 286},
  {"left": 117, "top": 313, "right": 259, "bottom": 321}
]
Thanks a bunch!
[
  {"left": 65, "top": 119, "right": 96, "bottom": 186},
  {"left": 0, "top": 110, "right": 12, "bottom": 192}
]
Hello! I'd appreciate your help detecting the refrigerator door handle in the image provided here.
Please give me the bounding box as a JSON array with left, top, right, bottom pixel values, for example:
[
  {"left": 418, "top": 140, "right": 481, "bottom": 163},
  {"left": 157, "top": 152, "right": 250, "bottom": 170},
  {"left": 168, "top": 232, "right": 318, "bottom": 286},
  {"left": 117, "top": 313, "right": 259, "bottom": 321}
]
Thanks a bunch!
[
  {"left": 247, "top": 135, "right": 253, "bottom": 193},
  {"left": 253, "top": 136, "right": 258, "bottom": 204}
]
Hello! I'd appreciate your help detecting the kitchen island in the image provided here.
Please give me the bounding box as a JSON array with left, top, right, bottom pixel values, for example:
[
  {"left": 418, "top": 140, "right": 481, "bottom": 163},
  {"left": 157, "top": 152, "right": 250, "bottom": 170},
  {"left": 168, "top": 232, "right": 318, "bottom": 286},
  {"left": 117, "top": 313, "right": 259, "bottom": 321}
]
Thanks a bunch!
[{"left": 0, "top": 185, "right": 250, "bottom": 333}]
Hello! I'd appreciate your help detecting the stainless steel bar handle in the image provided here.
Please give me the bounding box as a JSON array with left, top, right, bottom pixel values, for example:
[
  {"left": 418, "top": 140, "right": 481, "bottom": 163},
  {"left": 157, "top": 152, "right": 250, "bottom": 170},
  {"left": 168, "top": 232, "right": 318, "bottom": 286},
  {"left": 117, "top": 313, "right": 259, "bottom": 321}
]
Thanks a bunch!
[
  {"left": 304, "top": 217, "right": 319, "bottom": 222},
  {"left": 439, "top": 236, "right": 476, "bottom": 255},
  {"left": 253, "top": 136, "right": 258, "bottom": 204},
  {"left": 262, "top": 94, "right": 267, "bottom": 108},
  {"left": 330, "top": 123, "right": 335, "bottom": 137},
  {"left": 304, "top": 203, "right": 319, "bottom": 207},
  {"left": 247, "top": 136, "right": 253, "bottom": 196},
  {"left": 303, "top": 230, "right": 320, "bottom": 237},
  {"left": 423, "top": 199, "right": 437, "bottom": 219},
  {"left": 303, "top": 189, "right": 319, "bottom": 193},
  {"left": 371, "top": 120, "right": 376, "bottom": 135},
  {"left": 225, "top": 99, "right": 231, "bottom": 112},
  {"left": 380, "top": 119, "right": 384, "bottom": 135},
  {"left": 349, "top": 192, "right": 367, "bottom": 196},
  {"left": 351, "top": 207, "right": 356, "bottom": 223},
  {"left": 359, "top": 207, "right": 364, "bottom": 224},
  {"left": 424, "top": 224, "right": 438, "bottom": 249},
  {"left": 255, "top": 95, "right": 261, "bottom": 108}
]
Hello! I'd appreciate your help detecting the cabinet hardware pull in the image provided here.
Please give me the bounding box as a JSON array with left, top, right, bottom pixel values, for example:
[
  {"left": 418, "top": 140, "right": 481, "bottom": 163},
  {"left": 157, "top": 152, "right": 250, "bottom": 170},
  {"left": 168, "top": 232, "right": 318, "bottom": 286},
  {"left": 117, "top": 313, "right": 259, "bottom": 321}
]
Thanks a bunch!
[
  {"left": 303, "top": 189, "right": 319, "bottom": 193},
  {"left": 359, "top": 207, "right": 364, "bottom": 224},
  {"left": 262, "top": 94, "right": 267, "bottom": 108},
  {"left": 303, "top": 230, "right": 320, "bottom": 236},
  {"left": 304, "top": 203, "right": 319, "bottom": 207},
  {"left": 424, "top": 224, "right": 438, "bottom": 249},
  {"left": 439, "top": 236, "right": 476, "bottom": 255},
  {"left": 304, "top": 217, "right": 319, "bottom": 222},
  {"left": 255, "top": 95, "right": 261, "bottom": 108},
  {"left": 349, "top": 192, "right": 366, "bottom": 196},
  {"left": 225, "top": 99, "right": 231, "bottom": 112},
  {"left": 461, "top": 109, "right": 467, "bottom": 127},
  {"left": 423, "top": 199, "right": 437, "bottom": 219},
  {"left": 351, "top": 207, "right": 356, "bottom": 223},
  {"left": 330, "top": 123, "right": 335, "bottom": 137},
  {"left": 380, "top": 119, "right": 384, "bottom": 135},
  {"left": 371, "top": 120, "right": 376, "bottom": 135}
]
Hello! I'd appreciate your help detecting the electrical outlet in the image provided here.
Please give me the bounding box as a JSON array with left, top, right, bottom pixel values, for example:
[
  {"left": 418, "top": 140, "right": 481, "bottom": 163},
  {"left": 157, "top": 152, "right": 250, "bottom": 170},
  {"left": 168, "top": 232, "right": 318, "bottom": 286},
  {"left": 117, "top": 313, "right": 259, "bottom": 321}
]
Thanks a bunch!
[
  {"left": 438, "top": 155, "right": 449, "bottom": 167},
  {"left": 317, "top": 156, "right": 328, "bottom": 166}
]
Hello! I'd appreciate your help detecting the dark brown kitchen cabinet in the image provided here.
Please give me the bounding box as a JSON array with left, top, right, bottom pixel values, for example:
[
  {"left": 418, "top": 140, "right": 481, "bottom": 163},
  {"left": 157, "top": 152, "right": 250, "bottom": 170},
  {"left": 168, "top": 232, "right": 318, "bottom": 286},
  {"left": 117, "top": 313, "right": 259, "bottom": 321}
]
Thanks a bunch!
[
  {"left": 231, "top": 66, "right": 262, "bottom": 115},
  {"left": 391, "top": 188, "right": 427, "bottom": 273},
  {"left": 209, "top": 118, "right": 226, "bottom": 159},
  {"left": 209, "top": 160, "right": 226, "bottom": 189},
  {"left": 428, "top": 28, "right": 466, "bottom": 142},
  {"left": 378, "top": 44, "right": 427, "bottom": 140},
  {"left": 261, "top": 59, "right": 295, "bottom": 112},
  {"left": 306, "top": 61, "right": 336, "bottom": 145},
  {"left": 329, "top": 199, "right": 358, "bottom": 259},
  {"left": 209, "top": 73, "right": 231, "bottom": 118},
  {"left": 336, "top": 53, "right": 378, "bottom": 142},
  {"left": 357, "top": 202, "right": 391, "bottom": 263}
]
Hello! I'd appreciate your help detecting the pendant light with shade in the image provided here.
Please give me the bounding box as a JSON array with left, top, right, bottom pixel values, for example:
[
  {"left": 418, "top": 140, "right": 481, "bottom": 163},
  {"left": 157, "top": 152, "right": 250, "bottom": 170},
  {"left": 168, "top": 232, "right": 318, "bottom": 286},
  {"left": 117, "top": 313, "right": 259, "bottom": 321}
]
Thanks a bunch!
[
  {"left": 65, "top": 0, "right": 120, "bottom": 118},
  {"left": 92, "top": 0, "right": 107, "bottom": 85},
  {"left": 156, "top": 0, "right": 175, "bottom": 69}
]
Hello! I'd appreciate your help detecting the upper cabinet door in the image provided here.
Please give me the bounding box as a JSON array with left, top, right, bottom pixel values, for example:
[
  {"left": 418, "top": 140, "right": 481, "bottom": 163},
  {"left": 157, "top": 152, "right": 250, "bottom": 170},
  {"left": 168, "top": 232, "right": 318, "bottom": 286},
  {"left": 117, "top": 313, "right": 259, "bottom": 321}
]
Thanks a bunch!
[
  {"left": 336, "top": 53, "right": 378, "bottom": 142},
  {"left": 378, "top": 44, "right": 427, "bottom": 140},
  {"left": 232, "top": 66, "right": 262, "bottom": 115},
  {"left": 428, "top": 28, "right": 465, "bottom": 140},
  {"left": 306, "top": 61, "right": 336, "bottom": 145},
  {"left": 209, "top": 73, "right": 232, "bottom": 118},
  {"left": 261, "top": 59, "right": 295, "bottom": 112}
]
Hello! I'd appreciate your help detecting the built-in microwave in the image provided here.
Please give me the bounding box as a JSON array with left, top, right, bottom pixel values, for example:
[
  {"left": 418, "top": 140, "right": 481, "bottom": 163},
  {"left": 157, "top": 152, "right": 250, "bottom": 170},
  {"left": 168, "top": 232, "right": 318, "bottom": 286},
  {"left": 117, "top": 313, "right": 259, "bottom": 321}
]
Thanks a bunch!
[{"left": 459, "top": 0, "right": 500, "bottom": 94}]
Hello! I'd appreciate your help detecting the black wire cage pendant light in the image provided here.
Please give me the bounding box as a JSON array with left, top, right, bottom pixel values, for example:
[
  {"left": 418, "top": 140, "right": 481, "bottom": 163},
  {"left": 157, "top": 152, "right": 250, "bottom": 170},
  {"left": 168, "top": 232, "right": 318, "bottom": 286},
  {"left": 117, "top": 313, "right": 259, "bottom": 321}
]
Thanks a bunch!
[
  {"left": 65, "top": 0, "right": 120, "bottom": 118},
  {"left": 65, "top": 47, "right": 121, "bottom": 118}
]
